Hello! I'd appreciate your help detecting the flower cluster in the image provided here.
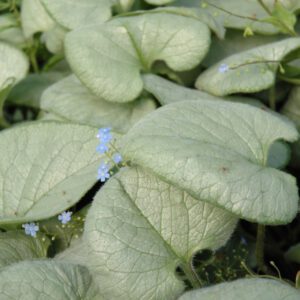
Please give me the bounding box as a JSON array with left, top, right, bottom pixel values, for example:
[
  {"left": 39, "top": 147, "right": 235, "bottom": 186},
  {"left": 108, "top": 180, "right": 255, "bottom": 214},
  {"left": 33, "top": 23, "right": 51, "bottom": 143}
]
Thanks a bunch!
[
  {"left": 22, "top": 222, "right": 39, "bottom": 237},
  {"left": 95, "top": 127, "right": 123, "bottom": 183}
]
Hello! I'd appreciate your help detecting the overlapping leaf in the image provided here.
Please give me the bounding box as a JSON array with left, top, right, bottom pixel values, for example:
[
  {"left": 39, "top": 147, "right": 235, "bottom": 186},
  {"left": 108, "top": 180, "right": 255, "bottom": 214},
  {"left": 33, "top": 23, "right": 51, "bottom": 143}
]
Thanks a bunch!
[
  {"left": 41, "top": 0, "right": 112, "bottom": 30},
  {"left": 122, "top": 100, "right": 299, "bottom": 224},
  {"left": 0, "top": 231, "right": 50, "bottom": 271},
  {"left": 65, "top": 13, "right": 210, "bottom": 103},
  {"left": 41, "top": 75, "right": 156, "bottom": 132},
  {"left": 84, "top": 166, "right": 237, "bottom": 300},
  {"left": 178, "top": 278, "right": 300, "bottom": 299},
  {"left": 0, "top": 121, "right": 115, "bottom": 225},
  {"left": 196, "top": 38, "right": 300, "bottom": 96},
  {"left": 0, "top": 260, "right": 100, "bottom": 299}
]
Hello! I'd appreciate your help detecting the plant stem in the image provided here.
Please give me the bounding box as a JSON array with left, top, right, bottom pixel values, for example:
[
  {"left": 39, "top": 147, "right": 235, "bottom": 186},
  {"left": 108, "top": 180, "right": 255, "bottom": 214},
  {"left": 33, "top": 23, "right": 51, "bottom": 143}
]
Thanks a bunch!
[
  {"left": 229, "top": 59, "right": 281, "bottom": 70},
  {"left": 257, "top": 0, "right": 298, "bottom": 37},
  {"left": 256, "top": 224, "right": 269, "bottom": 273},
  {"left": 204, "top": 1, "right": 257, "bottom": 21},
  {"left": 180, "top": 261, "right": 202, "bottom": 289},
  {"left": 269, "top": 84, "right": 276, "bottom": 110},
  {"left": 26, "top": 39, "right": 40, "bottom": 73}
]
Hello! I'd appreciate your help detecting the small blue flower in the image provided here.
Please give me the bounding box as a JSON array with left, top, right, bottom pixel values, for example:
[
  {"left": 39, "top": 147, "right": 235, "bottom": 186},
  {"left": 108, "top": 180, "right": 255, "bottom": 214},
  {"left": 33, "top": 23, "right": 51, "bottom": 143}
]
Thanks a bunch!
[
  {"left": 97, "top": 166, "right": 110, "bottom": 182},
  {"left": 114, "top": 153, "right": 122, "bottom": 164},
  {"left": 97, "top": 127, "right": 113, "bottom": 140},
  {"left": 58, "top": 211, "right": 72, "bottom": 224},
  {"left": 98, "top": 163, "right": 110, "bottom": 171},
  {"left": 241, "top": 237, "right": 247, "bottom": 246},
  {"left": 23, "top": 222, "right": 39, "bottom": 237},
  {"left": 95, "top": 143, "right": 109, "bottom": 154},
  {"left": 219, "top": 63, "right": 229, "bottom": 73},
  {"left": 99, "top": 132, "right": 113, "bottom": 144}
]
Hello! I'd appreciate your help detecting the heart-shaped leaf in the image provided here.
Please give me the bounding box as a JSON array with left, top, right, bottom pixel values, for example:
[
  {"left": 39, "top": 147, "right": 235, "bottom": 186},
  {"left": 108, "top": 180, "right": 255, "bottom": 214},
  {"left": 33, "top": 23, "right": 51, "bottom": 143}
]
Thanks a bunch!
[
  {"left": 196, "top": 38, "right": 300, "bottom": 96},
  {"left": 0, "top": 260, "right": 101, "bottom": 299},
  {"left": 122, "top": 100, "right": 299, "bottom": 224},
  {"left": 84, "top": 166, "right": 238, "bottom": 299},
  {"left": 0, "top": 121, "right": 116, "bottom": 225},
  {"left": 0, "top": 231, "right": 50, "bottom": 271},
  {"left": 65, "top": 13, "right": 210, "bottom": 103},
  {"left": 41, "top": 75, "right": 156, "bottom": 132},
  {"left": 21, "top": 0, "right": 54, "bottom": 38},
  {"left": 41, "top": 0, "right": 112, "bottom": 30},
  {"left": 178, "top": 278, "right": 300, "bottom": 299}
]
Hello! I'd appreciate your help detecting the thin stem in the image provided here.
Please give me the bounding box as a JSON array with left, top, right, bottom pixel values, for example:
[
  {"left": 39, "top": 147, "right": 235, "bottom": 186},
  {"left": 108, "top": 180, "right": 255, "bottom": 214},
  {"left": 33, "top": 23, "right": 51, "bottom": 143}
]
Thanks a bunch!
[
  {"left": 204, "top": 1, "right": 257, "bottom": 21},
  {"left": 257, "top": 0, "right": 298, "bottom": 37},
  {"left": 256, "top": 224, "right": 269, "bottom": 273},
  {"left": 180, "top": 261, "right": 202, "bottom": 289},
  {"left": 278, "top": 75, "right": 300, "bottom": 84},
  {"left": 269, "top": 84, "right": 276, "bottom": 110},
  {"left": 229, "top": 59, "right": 281, "bottom": 70},
  {"left": 26, "top": 39, "right": 40, "bottom": 73}
]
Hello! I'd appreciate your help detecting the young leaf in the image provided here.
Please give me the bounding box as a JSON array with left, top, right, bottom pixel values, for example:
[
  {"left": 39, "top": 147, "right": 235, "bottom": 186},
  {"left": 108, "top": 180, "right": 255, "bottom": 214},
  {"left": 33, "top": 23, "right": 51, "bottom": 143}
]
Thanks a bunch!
[
  {"left": 21, "top": 0, "right": 54, "bottom": 38},
  {"left": 178, "top": 278, "right": 300, "bottom": 299},
  {"left": 41, "top": 75, "right": 156, "bottom": 132},
  {"left": 65, "top": 13, "right": 210, "bottom": 103},
  {"left": 0, "top": 14, "right": 25, "bottom": 46},
  {"left": 196, "top": 38, "right": 300, "bottom": 96},
  {"left": 0, "top": 121, "right": 115, "bottom": 225},
  {"left": 84, "top": 166, "right": 238, "bottom": 299},
  {"left": 0, "top": 260, "right": 101, "bottom": 299},
  {"left": 122, "top": 100, "right": 299, "bottom": 224},
  {"left": 41, "top": 0, "right": 112, "bottom": 30},
  {"left": 0, "top": 231, "right": 50, "bottom": 271}
]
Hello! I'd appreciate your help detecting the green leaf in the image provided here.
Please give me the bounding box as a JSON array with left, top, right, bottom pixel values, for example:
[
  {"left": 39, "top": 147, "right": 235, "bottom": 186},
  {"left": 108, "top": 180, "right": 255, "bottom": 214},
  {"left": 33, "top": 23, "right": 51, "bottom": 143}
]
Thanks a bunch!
[
  {"left": 266, "top": 141, "right": 291, "bottom": 169},
  {"left": 7, "top": 72, "right": 65, "bottom": 109},
  {"left": 55, "top": 238, "right": 87, "bottom": 266},
  {"left": 202, "top": 29, "right": 284, "bottom": 68},
  {"left": 43, "top": 24, "right": 67, "bottom": 54},
  {"left": 196, "top": 38, "right": 300, "bottom": 96},
  {"left": 21, "top": 0, "right": 54, "bottom": 38},
  {"left": 262, "top": 3, "right": 297, "bottom": 35},
  {"left": 41, "top": 0, "right": 112, "bottom": 30},
  {"left": 0, "top": 231, "right": 50, "bottom": 271},
  {"left": 0, "top": 14, "right": 25, "bottom": 46},
  {"left": 41, "top": 75, "right": 156, "bottom": 132},
  {"left": 84, "top": 166, "right": 238, "bottom": 299},
  {"left": 0, "top": 42, "right": 29, "bottom": 127},
  {"left": 171, "top": 0, "right": 285, "bottom": 35},
  {"left": 122, "top": 100, "right": 299, "bottom": 224},
  {"left": 65, "top": 13, "right": 211, "bottom": 103},
  {"left": 178, "top": 278, "right": 300, "bottom": 299},
  {"left": 0, "top": 260, "right": 101, "bottom": 299},
  {"left": 143, "top": 74, "right": 219, "bottom": 105},
  {"left": 144, "top": 0, "right": 174, "bottom": 5},
  {"left": 0, "top": 121, "right": 115, "bottom": 225},
  {"left": 285, "top": 243, "right": 300, "bottom": 264},
  {"left": 281, "top": 86, "right": 300, "bottom": 127}
]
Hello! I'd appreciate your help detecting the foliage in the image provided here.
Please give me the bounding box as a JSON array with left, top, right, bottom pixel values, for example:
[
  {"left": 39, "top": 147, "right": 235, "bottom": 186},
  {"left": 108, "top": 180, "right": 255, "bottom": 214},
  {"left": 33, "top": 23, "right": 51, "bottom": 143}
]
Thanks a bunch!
[{"left": 1, "top": 0, "right": 300, "bottom": 299}]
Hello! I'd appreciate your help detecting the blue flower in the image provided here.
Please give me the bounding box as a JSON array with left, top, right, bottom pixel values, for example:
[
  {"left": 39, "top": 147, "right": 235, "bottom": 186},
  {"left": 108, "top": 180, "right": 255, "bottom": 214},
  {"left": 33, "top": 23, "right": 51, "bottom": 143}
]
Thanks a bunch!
[
  {"left": 241, "top": 237, "right": 247, "bottom": 246},
  {"left": 219, "top": 63, "right": 229, "bottom": 73},
  {"left": 98, "top": 163, "right": 110, "bottom": 170},
  {"left": 97, "top": 165, "right": 110, "bottom": 182},
  {"left": 114, "top": 153, "right": 122, "bottom": 164},
  {"left": 95, "top": 143, "right": 109, "bottom": 154},
  {"left": 23, "top": 222, "right": 39, "bottom": 237},
  {"left": 97, "top": 127, "right": 113, "bottom": 143},
  {"left": 58, "top": 211, "right": 72, "bottom": 224}
]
